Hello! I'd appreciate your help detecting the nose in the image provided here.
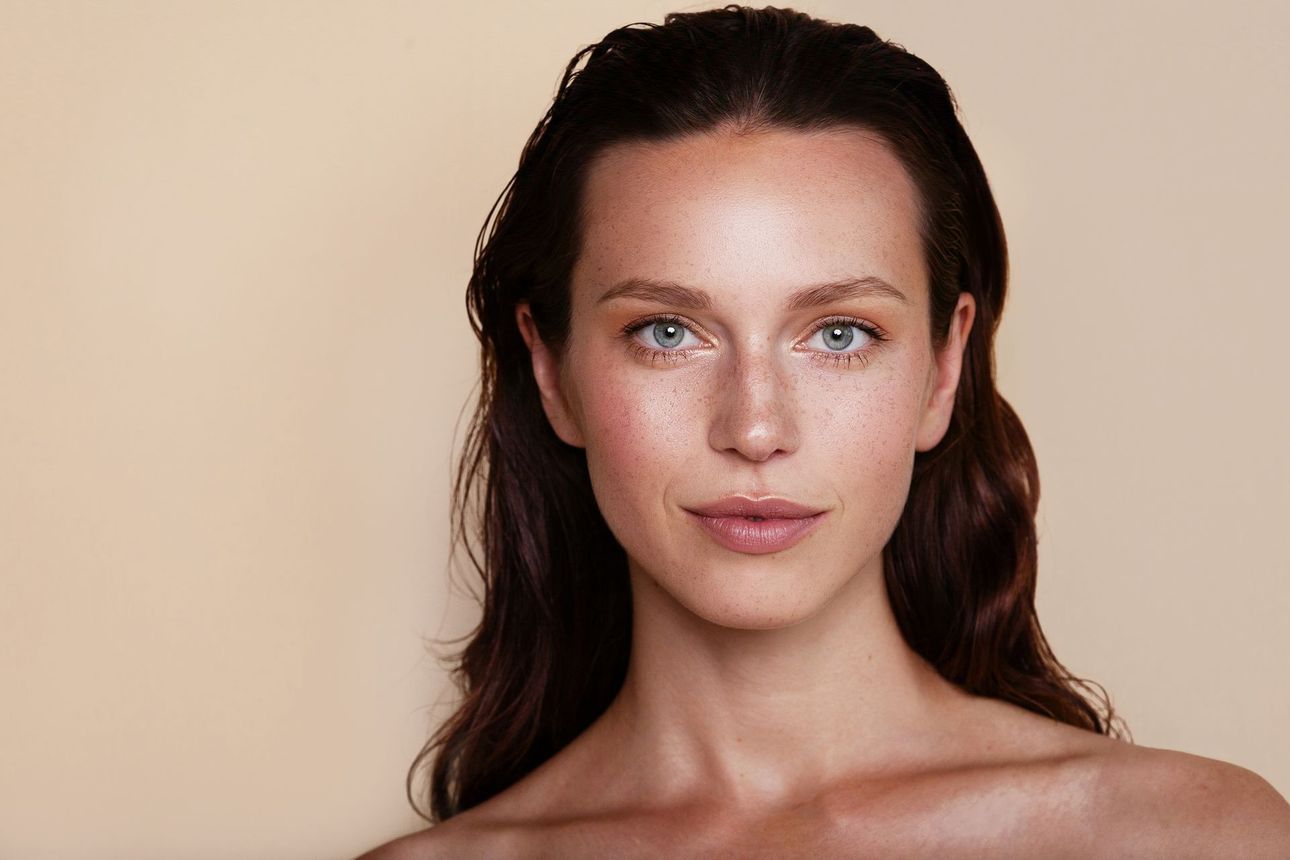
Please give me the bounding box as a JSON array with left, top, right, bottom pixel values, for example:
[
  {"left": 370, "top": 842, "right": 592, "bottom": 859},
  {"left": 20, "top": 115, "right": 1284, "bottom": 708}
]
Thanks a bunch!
[{"left": 707, "top": 344, "right": 801, "bottom": 463}]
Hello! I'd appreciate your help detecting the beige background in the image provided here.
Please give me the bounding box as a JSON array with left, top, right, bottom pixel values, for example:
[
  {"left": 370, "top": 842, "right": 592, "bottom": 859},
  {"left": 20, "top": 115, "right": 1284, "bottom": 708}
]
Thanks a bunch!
[{"left": 2, "top": 1, "right": 1286, "bottom": 857}]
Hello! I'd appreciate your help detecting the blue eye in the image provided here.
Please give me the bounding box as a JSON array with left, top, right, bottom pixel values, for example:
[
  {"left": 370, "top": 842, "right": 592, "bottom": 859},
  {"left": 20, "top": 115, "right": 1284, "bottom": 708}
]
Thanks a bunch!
[
  {"left": 809, "top": 319, "right": 869, "bottom": 354},
  {"left": 643, "top": 318, "right": 696, "bottom": 350},
  {"left": 618, "top": 314, "right": 888, "bottom": 369}
]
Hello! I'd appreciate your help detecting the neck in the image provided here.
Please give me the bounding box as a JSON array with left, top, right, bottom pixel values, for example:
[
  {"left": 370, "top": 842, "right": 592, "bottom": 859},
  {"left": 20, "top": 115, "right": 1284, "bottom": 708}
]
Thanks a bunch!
[{"left": 591, "top": 554, "right": 971, "bottom": 813}]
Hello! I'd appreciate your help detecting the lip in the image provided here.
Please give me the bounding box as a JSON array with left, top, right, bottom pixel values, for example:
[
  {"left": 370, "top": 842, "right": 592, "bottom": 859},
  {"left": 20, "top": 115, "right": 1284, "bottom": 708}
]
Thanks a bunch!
[
  {"left": 684, "top": 510, "right": 827, "bottom": 554},
  {"left": 682, "top": 496, "right": 828, "bottom": 555},
  {"left": 685, "top": 496, "right": 826, "bottom": 519}
]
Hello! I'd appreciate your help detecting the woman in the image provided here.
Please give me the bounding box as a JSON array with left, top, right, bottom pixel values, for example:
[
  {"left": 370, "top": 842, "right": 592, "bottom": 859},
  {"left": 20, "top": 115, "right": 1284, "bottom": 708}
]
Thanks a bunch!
[{"left": 360, "top": 5, "right": 1290, "bottom": 857}]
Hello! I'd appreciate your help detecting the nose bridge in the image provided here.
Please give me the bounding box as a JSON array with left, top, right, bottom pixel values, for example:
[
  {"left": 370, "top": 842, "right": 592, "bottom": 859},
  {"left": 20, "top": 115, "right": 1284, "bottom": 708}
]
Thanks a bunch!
[{"left": 710, "top": 334, "right": 800, "bottom": 461}]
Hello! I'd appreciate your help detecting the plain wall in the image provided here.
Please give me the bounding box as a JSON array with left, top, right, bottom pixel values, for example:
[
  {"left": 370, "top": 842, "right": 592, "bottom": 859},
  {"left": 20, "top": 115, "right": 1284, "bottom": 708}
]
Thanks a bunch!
[{"left": 1, "top": 1, "right": 1286, "bottom": 857}]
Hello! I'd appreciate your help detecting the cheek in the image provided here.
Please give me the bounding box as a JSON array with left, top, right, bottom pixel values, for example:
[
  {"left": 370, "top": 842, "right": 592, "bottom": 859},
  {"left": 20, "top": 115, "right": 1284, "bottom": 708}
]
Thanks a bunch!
[
  {"left": 577, "top": 367, "right": 699, "bottom": 544},
  {"left": 822, "top": 368, "right": 924, "bottom": 533},
  {"left": 840, "top": 356, "right": 925, "bottom": 444}
]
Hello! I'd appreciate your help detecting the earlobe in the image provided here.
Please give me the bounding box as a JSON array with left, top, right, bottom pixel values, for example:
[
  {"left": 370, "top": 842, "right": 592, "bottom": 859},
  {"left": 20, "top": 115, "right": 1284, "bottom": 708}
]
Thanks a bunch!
[
  {"left": 514, "top": 302, "right": 586, "bottom": 449},
  {"left": 914, "top": 293, "right": 976, "bottom": 453}
]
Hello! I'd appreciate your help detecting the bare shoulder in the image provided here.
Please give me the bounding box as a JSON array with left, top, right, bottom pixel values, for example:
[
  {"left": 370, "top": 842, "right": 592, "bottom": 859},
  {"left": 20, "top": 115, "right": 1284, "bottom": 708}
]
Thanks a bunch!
[
  {"left": 350, "top": 827, "right": 438, "bottom": 860},
  {"left": 350, "top": 809, "right": 511, "bottom": 860},
  {"left": 926, "top": 695, "right": 1289, "bottom": 857},
  {"left": 1091, "top": 743, "right": 1290, "bottom": 858}
]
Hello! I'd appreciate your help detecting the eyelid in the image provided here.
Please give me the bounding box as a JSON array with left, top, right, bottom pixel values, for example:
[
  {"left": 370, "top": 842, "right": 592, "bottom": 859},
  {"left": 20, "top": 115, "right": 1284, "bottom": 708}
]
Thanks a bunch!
[
  {"left": 617, "top": 312, "right": 707, "bottom": 345},
  {"left": 618, "top": 313, "right": 889, "bottom": 344},
  {"left": 797, "top": 315, "right": 890, "bottom": 348},
  {"left": 618, "top": 312, "right": 890, "bottom": 367}
]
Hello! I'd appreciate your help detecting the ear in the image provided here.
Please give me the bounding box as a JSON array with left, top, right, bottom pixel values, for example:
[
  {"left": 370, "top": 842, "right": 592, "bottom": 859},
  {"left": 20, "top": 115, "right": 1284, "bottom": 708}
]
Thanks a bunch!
[
  {"left": 515, "top": 302, "right": 586, "bottom": 449},
  {"left": 915, "top": 292, "right": 976, "bottom": 453}
]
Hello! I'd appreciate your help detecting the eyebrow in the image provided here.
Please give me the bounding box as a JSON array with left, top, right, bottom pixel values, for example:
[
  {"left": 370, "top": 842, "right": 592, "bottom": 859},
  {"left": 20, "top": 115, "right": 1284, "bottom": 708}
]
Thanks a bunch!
[{"left": 594, "top": 275, "right": 910, "bottom": 311}]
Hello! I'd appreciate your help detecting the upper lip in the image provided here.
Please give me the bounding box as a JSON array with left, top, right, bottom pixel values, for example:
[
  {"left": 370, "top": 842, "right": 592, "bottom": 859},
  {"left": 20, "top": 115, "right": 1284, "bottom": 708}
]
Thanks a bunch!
[{"left": 685, "top": 496, "right": 826, "bottom": 519}]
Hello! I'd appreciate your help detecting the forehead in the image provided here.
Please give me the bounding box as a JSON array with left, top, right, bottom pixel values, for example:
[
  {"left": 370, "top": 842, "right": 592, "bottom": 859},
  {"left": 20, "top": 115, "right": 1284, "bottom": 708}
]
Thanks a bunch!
[{"left": 571, "top": 127, "right": 928, "bottom": 309}]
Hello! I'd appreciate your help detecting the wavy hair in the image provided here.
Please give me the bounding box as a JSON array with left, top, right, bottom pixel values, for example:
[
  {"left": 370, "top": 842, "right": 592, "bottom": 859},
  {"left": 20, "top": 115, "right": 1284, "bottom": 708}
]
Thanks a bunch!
[{"left": 408, "top": 3, "right": 1129, "bottom": 824}]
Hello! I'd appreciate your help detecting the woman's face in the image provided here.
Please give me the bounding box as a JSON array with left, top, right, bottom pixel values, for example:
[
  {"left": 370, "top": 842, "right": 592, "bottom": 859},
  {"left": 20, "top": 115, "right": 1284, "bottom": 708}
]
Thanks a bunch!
[{"left": 519, "top": 126, "right": 973, "bottom": 629}]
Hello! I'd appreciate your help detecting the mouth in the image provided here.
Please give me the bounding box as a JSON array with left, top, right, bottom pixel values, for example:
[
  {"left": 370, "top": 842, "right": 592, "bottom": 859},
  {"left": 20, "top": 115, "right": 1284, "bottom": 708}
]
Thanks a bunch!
[{"left": 683, "top": 508, "right": 827, "bottom": 555}]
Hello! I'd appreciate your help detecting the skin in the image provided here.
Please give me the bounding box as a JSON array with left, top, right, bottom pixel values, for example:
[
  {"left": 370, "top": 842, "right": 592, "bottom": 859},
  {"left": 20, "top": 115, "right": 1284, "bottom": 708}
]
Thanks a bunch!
[{"left": 357, "top": 127, "right": 1290, "bottom": 859}]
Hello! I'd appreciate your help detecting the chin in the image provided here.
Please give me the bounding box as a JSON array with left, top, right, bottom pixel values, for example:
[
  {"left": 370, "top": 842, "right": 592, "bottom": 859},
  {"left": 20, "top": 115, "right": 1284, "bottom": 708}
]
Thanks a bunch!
[
  {"left": 654, "top": 567, "right": 831, "bottom": 631},
  {"left": 690, "top": 597, "right": 822, "bottom": 631}
]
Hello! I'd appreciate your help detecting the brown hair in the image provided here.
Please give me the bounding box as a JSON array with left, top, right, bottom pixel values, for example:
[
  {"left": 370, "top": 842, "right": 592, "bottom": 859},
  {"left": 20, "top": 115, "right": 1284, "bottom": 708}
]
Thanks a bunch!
[{"left": 408, "top": 3, "right": 1129, "bottom": 823}]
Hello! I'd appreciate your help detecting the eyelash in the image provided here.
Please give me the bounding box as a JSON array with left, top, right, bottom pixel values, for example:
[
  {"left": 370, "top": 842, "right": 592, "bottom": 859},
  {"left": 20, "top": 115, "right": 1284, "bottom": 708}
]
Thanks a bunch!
[{"left": 618, "top": 313, "right": 890, "bottom": 369}]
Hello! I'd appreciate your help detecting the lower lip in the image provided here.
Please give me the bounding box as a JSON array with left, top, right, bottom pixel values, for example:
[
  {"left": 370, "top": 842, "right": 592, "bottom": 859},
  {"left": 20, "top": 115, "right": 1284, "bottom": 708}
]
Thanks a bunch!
[{"left": 685, "top": 510, "right": 827, "bottom": 555}]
